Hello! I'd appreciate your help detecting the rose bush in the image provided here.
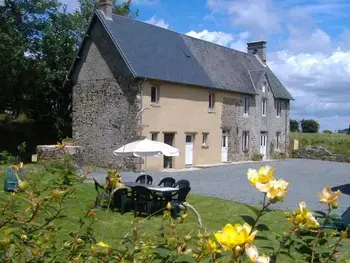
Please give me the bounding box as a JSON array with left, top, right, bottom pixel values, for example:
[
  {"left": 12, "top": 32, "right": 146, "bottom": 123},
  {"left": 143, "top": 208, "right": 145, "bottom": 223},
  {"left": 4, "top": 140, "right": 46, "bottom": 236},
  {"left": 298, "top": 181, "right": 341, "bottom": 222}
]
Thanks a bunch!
[{"left": 0, "top": 159, "right": 349, "bottom": 262}]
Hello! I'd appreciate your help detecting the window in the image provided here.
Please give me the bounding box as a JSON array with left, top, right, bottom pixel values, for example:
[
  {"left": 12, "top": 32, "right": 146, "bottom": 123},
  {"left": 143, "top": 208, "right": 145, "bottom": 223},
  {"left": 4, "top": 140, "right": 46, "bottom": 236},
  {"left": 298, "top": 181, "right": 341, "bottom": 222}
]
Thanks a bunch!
[
  {"left": 276, "top": 100, "right": 281, "bottom": 117},
  {"left": 242, "top": 131, "right": 249, "bottom": 151},
  {"left": 209, "top": 93, "right": 215, "bottom": 111},
  {"left": 276, "top": 132, "right": 281, "bottom": 149},
  {"left": 151, "top": 133, "right": 158, "bottom": 141},
  {"left": 151, "top": 86, "right": 159, "bottom": 104},
  {"left": 262, "top": 83, "right": 266, "bottom": 93},
  {"left": 202, "top": 133, "right": 209, "bottom": 146},
  {"left": 262, "top": 98, "right": 267, "bottom": 116},
  {"left": 244, "top": 96, "right": 249, "bottom": 115}
]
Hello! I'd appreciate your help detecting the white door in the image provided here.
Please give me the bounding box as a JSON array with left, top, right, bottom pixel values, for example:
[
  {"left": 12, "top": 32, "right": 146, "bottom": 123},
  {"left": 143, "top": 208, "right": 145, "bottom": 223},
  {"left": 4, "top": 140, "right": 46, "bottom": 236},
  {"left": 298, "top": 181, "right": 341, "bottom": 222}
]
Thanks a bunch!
[
  {"left": 221, "top": 131, "right": 228, "bottom": 162},
  {"left": 260, "top": 132, "right": 267, "bottom": 159},
  {"left": 185, "top": 135, "right": 193, "bottom": 165}
]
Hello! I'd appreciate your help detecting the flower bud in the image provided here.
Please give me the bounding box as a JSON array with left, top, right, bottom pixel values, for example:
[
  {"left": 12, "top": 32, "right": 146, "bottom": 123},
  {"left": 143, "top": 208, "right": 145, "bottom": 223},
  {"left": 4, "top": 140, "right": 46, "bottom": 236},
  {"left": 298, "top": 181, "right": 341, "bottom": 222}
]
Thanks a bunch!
[
  {"left": 197, "top": 233, "right": 203, "bottom": 239},
  {"left": 18, "top": 180, "right": 29, "bottom": 192},
  {"left": 203, "top": 231, "right": 210, "bottom": 239},
  {"left": 181, "top": 214, "right": 188, "bottom": 220},
  {"left": 166, "top": 202, "right": 172, "bottom": 210},
  {"left": 183, "top": 235, "right": 192, "bottom": 242},
  {"left": 340, "top": 230, "right": 348, "bottom": 239},
  {"left": 332, "top": 202, "right": 339, "bottom": 209}
]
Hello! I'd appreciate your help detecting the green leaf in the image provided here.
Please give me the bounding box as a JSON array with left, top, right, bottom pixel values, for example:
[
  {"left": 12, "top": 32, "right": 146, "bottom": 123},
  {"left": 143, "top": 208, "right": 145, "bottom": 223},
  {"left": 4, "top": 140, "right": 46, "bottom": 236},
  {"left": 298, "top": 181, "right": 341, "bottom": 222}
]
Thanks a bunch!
[
  {"left": 243, "top": 204, "right": 261, "bottom": 216},
  {"left": 314, "top": 210, "right": 327, "bottom": 217},
  {"left": 240, "top": 215, "right": 256, "bottom": 226},
  {"left": 256, "top": 224, "right": 270, "bottom": 231},
  {"left": 255, "top": 235, "right": 270, "bottom": 241},
  {"left": 174, "top": 254, "right": 195, "bottom": 262},
  {"left": 8, "top": 244, "right": 15, "bottom": 259}
]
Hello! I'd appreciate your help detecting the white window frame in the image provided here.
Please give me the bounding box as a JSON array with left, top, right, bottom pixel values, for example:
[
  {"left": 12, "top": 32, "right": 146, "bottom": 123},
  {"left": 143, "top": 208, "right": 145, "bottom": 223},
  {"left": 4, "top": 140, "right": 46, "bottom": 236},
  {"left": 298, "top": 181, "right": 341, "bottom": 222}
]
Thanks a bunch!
[
  {"left": 262, "top": 83, "right": 266, "bottom": 93},
  {"left": 242, "top": 131, "right": 249, "bottom": 151},
  {"left": 151, "top": 86, "right": 159, "bottom": 104},
  {"left": 202, "top": 133, "right": 209, "bottom": 146},
  {"left": 151, "top": 133, "right": 158, "bottom": 141},
  {"left": 276, "top": 132, "right": 281, "bottom": 150},
  {"left": 262, "top": 98, "right": 267, "bottom": 116},
  {"left": 209, "top": 93, "right": 215, "bottom": 111},
  {"left": 243, "top": 96, "right": 249, "bottom": 116},
  {"left": 276, "top": 100, "right": 281, "bottom": 117}
]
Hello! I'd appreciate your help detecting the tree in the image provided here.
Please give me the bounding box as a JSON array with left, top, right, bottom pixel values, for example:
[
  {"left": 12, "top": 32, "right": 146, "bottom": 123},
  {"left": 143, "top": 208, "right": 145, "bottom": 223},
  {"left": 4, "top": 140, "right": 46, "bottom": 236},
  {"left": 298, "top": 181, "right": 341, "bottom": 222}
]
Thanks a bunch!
[
  {"left": 300, "top": 119, "right": 320, "bottom": 133},
  {"left": 290, "top": 119, "right": 299, "bottom": 132},
  {"left": 0, "top": 0, "right": 138, "bottom": 138},
  {"left": 323, "top": 130, "right": 332, "bottom": 134}
]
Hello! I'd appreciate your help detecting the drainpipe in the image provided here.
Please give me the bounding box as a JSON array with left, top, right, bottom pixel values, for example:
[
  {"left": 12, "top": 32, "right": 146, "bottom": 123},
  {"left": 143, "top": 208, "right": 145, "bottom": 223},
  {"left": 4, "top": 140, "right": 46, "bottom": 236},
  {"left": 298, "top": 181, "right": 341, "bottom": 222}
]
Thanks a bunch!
[
  {"left": 285, "top": 100, "right": 288, "bottom": 156},
  {"left": 136, "top": 78, "right": 148, "bottom": 172}
]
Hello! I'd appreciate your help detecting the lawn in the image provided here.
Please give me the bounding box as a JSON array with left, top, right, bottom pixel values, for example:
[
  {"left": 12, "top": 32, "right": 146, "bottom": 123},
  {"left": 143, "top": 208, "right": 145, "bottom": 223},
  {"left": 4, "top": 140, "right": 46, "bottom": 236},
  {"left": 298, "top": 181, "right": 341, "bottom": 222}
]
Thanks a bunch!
[
  {"left": 291, "top": 132, "right": 350, "bottom": 155},
  {"left": 1, "top": 162, "right": 349, "bottom": 262}
]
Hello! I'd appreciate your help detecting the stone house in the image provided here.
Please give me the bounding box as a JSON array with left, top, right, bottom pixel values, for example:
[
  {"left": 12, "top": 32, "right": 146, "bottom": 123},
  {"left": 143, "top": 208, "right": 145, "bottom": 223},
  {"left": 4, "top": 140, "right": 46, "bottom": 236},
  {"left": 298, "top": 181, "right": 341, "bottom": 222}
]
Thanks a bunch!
[{"left": 65, "top": 0, "right": 294, "bottom": 171}]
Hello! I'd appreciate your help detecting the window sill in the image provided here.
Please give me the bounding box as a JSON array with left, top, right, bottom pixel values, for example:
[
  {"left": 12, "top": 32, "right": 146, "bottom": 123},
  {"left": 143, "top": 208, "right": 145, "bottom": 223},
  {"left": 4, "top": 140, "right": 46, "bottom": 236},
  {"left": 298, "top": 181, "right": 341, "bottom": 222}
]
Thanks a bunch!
[
  {"left": 208, "top": 109, "right": 215, "bottom": 113},
  {"left": 150, "top": 103, "right": 160, "bottom": 108},
  {"left": 243, "top": 114, "right": 249, "bottom": 118},
  {"left": 262, "top": 115, "right": 266, "bottom": 117},
  {"left": 201, "top": 145, "right": 209, "bottom": 149},
  {"left": 276, "top": 116, "right": 281, "bottom": 118}
]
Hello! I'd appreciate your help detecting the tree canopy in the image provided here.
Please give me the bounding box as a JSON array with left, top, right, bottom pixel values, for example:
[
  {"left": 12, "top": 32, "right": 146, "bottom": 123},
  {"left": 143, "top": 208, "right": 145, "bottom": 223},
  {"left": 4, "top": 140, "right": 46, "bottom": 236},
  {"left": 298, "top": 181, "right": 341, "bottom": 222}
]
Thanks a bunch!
[
  {"left": 290, "top": 119, "right": 299, "bottom": 132},
  {"left": 300, "top": 119, "right": 320, "bottom": 133},
  {"left": 0, "top": 0, "right": 138, "bottom": 138}
]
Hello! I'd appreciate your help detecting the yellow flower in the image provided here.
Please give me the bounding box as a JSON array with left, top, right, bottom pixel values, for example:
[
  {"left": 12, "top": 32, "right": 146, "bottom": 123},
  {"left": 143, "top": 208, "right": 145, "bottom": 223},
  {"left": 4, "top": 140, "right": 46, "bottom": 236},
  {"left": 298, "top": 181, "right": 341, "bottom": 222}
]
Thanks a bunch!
[
  {"left": 21, "top": 234, "right": 28, "bottom": 241},
  {"left": 245, "top": 244, "right": 270, "bottom": 263},
  {"left": 12, "top": 162, "right": 23, "bottom": 173},
  {"left": 206, "top": 239, "right": 221, "bottom": 254},
  {"left": 96, "top": 241, "right": 110, "bottom": 248},
  {"left": 166, "top": 202, "right": 172, "bottom": 210},
  {"left": 292, "top": 202, "right": 319, "bottom": 229},
  {"left": 55, "top": 142, "right": 65, "bottom": 150},
  {"left": 255, "top": 179, "right": 289, "bottom": 202},
  {"left": 247, "top": 166, "right": 275, "bottom": 186},
  {"left": 181, "top": 213, "right": 188, "bottom": 220},
  {"left": 318, "top": 187, "right": 341, "bottom": 206},
  {"left": 214, "top": 223, "right": 257, "bottom": 251}
]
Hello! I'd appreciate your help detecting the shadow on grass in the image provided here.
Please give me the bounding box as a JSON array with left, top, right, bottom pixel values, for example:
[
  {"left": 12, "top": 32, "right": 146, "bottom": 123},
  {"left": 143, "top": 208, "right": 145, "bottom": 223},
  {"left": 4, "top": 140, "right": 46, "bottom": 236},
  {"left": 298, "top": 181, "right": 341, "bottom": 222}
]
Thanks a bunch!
[{"left": 332, "top": 184, "right": 350, "bottom": 195}]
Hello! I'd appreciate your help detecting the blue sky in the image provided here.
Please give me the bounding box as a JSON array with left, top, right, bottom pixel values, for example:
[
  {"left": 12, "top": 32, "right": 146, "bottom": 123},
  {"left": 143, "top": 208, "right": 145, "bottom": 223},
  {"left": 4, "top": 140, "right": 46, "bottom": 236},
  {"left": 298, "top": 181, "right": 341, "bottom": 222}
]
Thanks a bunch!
[{"left": 61, "top": 0, "right": 350, "bottom": 132}]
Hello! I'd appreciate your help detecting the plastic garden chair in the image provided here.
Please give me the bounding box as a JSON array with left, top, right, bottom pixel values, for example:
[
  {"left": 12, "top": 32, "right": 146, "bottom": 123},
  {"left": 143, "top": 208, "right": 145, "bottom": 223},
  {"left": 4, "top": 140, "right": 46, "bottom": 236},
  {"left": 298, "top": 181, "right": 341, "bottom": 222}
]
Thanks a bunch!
[
  {"left": 111, "top": 188, "right": 131, "bottom": 215},
  {"left": 174, "top": 179, "right": 190, "bottom": 189},
  {"left": 171, "top": 186, "right": 191, "bottom": 217},
  {"left": 4, "top": 168, "right": 24, "bottom": 192},
  {"left": 317, "top": 207, "right": 350, "bottom": 231},
  {"left": 135, "top": 174, "right": 153, "bottom": 185},
  {"left": 131, "top": 186, "right": 157, "bottom": 217},
  {"left": 158, "top": 177, "right": 176, "bottom": 187}
]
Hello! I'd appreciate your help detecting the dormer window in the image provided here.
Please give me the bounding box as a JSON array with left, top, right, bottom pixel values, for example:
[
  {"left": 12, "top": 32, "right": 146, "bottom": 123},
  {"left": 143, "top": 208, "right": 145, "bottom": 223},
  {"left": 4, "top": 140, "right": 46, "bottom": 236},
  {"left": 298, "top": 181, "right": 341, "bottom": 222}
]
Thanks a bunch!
[{"left": 262, "top": 82, "right": 266, "bottom": 93}]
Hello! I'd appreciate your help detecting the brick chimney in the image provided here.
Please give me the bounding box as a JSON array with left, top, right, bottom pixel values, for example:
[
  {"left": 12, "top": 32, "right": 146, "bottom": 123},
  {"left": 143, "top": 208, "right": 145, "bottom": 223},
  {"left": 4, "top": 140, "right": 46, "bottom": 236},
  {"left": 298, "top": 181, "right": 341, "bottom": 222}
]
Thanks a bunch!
[
  {"left": 100, "top": 0, "right": 113, "bottom": 21},
  {"left": 247, "top": 41, "right": 267, "bottom": 64}
]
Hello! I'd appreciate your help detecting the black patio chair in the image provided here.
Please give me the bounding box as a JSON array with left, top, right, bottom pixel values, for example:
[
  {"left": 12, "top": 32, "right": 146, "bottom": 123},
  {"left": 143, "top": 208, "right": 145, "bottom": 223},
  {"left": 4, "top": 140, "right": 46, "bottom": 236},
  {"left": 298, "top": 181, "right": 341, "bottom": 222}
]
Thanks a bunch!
[
  {"left": 131, "top": 186, "right": 157, "bottom": 217},
  {"left": 174, "top": 179, "right": 190, "bottom": 189},
  {"left": 111, "top": 188, "right": 132, "bottom": 215},
  {"left": 171, "top": 186, "right": 191, "bottom": 217},
  {"left": 135, "top": 174, "right": 153, "bottom": 185},
  {"left": 158, "top": 177, "right": 176, "bottom": 187},
  {"left": 316, "top": 207, "right": 350, "bottom": 231}
]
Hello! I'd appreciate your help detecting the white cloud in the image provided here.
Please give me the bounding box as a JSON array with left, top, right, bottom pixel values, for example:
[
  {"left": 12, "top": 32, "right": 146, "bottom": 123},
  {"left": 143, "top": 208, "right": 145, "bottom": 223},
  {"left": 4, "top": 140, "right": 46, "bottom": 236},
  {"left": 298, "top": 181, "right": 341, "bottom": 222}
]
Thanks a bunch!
[
  {"left": 206, "top": 0, "right": 281, "bottom": 38},
  {"left": 185, "top": 29, "right": 250, "bottom": 52},
  {"left": 131, "top": 0, "right": 158, "bottom": 5},
  {"left": 269, "top": 50, "right": 350, "bottom": 130},
  {"left": 145, "top": 16, "right": 169, "bottom": 29}
]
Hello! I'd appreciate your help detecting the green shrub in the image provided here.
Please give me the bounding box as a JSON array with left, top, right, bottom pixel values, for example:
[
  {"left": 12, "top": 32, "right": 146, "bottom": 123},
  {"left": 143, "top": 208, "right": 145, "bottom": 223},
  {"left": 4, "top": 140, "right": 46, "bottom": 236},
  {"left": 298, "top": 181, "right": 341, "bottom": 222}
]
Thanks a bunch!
[
  {"left": 252, "top": 152, "right": 263, "bottom": 161},
  {"left": 0, "top": 150, "right": 16, "bottom": 164}
]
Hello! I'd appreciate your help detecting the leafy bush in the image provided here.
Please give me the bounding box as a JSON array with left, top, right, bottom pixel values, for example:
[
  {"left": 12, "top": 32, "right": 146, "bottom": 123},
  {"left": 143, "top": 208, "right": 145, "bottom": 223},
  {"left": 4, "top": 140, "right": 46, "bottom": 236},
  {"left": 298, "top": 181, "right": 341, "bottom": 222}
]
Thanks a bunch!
[
  {"left": 0, "top": 158, "right": 349, "bottom": 262},
  {"left": 0, "top": 150, "right": 16, "bottom": 164},
  {"left": 252, "top": 152, "right": 263, "bottom": 161}
]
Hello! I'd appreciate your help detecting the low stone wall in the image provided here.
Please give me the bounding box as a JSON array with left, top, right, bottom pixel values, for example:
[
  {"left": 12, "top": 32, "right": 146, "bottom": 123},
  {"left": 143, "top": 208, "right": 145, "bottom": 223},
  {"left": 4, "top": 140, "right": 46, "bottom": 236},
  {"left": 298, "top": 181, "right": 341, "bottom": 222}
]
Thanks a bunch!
[
  {"left": 293, "top": 145, "right": 350, "bottom": 163},
  {"left": 36, "top": 145, "right": 84, "bottom": 165}
]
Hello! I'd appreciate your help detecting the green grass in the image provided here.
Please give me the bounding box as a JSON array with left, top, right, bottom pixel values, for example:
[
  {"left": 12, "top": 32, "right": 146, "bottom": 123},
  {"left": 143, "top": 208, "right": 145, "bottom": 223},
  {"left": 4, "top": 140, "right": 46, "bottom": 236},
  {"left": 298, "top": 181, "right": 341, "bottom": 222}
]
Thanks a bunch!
[
  {"left": 1, "top": 162, "right": 350, "bottom": 262},
  {"left": 291, "top": 132, "right": 350, "bottom": 155}
]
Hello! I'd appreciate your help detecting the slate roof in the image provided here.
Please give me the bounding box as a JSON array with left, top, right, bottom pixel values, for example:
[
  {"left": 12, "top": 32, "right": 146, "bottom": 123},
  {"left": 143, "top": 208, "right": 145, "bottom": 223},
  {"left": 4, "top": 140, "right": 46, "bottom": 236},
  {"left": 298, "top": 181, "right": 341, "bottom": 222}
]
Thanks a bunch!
[{"left": 79, "top": 10, "right": 294, "bottom": 100}]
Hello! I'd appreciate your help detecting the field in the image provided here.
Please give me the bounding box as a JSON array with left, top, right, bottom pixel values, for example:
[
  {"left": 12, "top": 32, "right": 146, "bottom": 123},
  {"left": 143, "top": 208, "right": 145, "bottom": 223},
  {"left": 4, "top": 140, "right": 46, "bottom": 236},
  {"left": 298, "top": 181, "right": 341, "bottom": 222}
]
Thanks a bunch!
[{"left": 291, "top": 132, "right": 350, "bottom": 155}]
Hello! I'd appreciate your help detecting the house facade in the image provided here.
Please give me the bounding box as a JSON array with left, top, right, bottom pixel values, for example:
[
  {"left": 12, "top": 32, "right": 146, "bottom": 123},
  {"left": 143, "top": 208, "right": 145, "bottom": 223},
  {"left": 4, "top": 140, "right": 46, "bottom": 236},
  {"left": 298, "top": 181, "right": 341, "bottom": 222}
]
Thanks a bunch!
[{"left": 66, "top": 1, "right": 293, "bottom": 171}]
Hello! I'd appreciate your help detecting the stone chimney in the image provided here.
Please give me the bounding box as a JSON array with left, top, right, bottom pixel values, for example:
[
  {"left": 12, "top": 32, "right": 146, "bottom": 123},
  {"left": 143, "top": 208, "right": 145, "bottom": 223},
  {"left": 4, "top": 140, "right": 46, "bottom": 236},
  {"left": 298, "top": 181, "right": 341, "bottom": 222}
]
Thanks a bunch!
[
  {"left": 100, "top": 0, "right": 113, "bottom": 21},
  {"left": 247, "top": 41, "right": 267, "bottom": 64}
]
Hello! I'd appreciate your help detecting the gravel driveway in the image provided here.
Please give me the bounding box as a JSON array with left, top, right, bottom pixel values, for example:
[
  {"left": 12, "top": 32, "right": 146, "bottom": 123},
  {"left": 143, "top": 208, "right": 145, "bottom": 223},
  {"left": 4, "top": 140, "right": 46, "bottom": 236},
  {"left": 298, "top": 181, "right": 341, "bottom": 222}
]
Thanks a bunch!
[{"left": 88, "top": 159, "right": 350, "bottom": 214}]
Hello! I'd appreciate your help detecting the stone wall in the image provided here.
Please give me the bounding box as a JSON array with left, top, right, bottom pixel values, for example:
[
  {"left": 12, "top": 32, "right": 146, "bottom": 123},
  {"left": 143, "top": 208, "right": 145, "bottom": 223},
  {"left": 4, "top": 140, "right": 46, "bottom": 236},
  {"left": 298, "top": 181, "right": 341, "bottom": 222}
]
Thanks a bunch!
[
  {"left": 221, "top": 74, "right": 290, "bottom": 161},
  {"left": 36, "top": 145, "right": 83, "bottom": 165},
  {"left": 71, "top": 19, "right": 141, "bottom": 168},
  {"left": 294, "top": 146, "right": 350, "bottom": 163}
]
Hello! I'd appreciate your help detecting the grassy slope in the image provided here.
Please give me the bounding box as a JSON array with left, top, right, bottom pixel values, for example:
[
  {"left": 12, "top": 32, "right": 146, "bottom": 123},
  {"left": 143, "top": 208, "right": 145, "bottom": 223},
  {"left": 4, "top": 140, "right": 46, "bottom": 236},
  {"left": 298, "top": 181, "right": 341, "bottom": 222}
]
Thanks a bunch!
[
  {"left": 291, "top": 132, "right": 350, "bottom": 155},
  {"left": 0, "top": 163, "right": 349, "bottom": 262}
]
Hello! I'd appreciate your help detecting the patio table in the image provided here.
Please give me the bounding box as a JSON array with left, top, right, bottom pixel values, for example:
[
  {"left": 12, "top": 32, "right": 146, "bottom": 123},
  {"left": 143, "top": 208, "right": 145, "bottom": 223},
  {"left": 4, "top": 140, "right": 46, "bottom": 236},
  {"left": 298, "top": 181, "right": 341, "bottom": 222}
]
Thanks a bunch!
[{"left": 122, "top": 182, "right": 179, "bottom": 193}]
